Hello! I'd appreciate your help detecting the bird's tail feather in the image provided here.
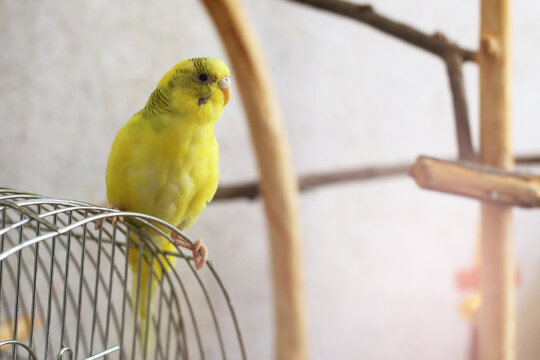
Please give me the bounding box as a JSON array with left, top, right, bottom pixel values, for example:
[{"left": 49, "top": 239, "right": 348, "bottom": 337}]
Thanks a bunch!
[{"left": 128, "top": 233, "right": 176, "bottom": 356}]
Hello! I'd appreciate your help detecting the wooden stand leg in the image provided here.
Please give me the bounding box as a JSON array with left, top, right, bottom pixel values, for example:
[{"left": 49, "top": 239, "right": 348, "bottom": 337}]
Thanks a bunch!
[{"left": 478, "top": 0, "right": 515, "bottom": 359}]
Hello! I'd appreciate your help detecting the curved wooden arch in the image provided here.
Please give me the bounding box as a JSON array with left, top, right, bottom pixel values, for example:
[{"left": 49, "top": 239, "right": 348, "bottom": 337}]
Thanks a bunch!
[{"left": 202, "top": 0, "right": 308, "bottom": 359}]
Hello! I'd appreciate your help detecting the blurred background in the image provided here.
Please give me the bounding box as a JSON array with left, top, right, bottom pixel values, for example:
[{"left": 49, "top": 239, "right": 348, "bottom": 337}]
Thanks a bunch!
[{"left": 1, "top": 0, "right": 539, "bottom": 359}]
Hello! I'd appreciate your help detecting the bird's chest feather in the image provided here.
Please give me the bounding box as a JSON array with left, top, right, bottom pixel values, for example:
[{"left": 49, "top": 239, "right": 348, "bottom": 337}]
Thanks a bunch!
[{"left": 112, "top": 120, "right": 219, "bottom": 226}]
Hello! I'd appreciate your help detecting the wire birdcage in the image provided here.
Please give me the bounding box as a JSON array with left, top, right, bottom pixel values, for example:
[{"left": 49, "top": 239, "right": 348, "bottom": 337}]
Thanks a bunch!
[{"left": 0, "top": 188, "right": 246, "bottom": 360}]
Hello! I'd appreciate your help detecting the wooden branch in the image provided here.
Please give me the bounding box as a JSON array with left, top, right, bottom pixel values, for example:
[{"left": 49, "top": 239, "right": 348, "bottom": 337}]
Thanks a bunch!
[
  {"left": 478, "top": 0, "right": 515, "bottom": 358},
  {"left": 287, "top": 0, "right": 478, "bottom": 162},
  {"left": 286, "top": 0, "right": 476, "bottom": 61},
  {"left": 215, "top": 182, "right": 260, "bottom": 201},
  {"left": 444, "top": 49, "right": 475, "bottom": 161},
  {"left": 514, "top": 154, "right": 540, "bottom": 164},
  {"left": 214, "top": 154, "right": 540, "bottom": 201},
  {"left": 410, "top": 156, "right": 540, "bottom": 208},
  {"left": 214, "top": 163, "right": 408, "bottom": 200},
  {"left": 202, "top": 1, "right": 308, "bottom": 359}
]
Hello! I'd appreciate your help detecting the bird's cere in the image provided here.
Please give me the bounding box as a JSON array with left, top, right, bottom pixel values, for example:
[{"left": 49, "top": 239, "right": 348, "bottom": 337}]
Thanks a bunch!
[{"left": 218, "top": 76, "right": 231, "bottom": 89}]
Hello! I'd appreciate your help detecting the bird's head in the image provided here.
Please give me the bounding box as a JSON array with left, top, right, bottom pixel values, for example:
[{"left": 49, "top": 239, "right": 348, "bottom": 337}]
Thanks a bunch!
[{"left": 147, "top": 57, "right": 231, "bottom": 116}]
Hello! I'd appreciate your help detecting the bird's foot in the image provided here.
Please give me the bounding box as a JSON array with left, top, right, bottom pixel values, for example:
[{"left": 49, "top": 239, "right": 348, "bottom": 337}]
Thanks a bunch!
[
  {"left": 171, "top": 232, "right": 208, "bottom": 270},
  {"left": 94, "top": 203, "right": 124, "bottom": 230}
]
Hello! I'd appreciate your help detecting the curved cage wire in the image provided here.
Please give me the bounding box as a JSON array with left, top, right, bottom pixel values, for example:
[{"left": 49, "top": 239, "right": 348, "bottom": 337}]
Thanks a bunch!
[{"left": 0, "top": 188, "right": 246, "bottom": 360}]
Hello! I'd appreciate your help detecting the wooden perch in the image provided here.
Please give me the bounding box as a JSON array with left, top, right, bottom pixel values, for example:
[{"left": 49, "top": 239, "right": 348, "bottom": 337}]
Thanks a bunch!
[
  {"left": 214, "top": 154, "right": 540, "bottom": 201},
  {"left": 514, "top": 154, "right": 540, "bottom": 164},
  {"left": 286, "top": 0, "right": 476, "bottom": 61},
  {"left": 444, "top": 50, "right": 475, "bottom": 161},
  {"left": 410, "top": 156, "right": 540, "bottom": 207},
  {"left": 202, "top": 0, "right": 307, "bottom": 359},
  {"left": 214, "top": 163, "right": 408, "bottom": 200}
]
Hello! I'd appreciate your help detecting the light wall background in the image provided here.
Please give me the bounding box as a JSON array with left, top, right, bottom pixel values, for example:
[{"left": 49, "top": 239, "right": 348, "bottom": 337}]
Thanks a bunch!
[{"left": 1, "top": 0, "right": 540, "bottom": 359}]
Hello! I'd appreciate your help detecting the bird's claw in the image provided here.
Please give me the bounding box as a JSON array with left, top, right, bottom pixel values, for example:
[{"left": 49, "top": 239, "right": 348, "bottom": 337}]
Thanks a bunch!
[
  {"left": 171, "top": 233, "right": 208, "bottom": 270},
  {"left": 192, "top": 239, "right": 208, "bottom": 270},
  {"left": 94, "top": 203, "right": 123, "bottom": 230}
]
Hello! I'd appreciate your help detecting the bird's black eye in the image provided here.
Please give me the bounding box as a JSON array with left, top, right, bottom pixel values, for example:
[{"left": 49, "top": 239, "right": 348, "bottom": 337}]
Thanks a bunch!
[{"left": 198, "top": 73, "right": 209, "bottom": 82}]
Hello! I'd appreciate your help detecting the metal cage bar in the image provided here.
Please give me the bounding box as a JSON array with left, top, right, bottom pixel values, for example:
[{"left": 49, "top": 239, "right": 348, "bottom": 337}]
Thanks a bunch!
[{"left": 0, "top": 188, "right": 246, "bottom": 360}]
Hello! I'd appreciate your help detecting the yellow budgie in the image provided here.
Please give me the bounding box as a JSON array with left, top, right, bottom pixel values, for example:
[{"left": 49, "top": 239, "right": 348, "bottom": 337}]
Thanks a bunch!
[{"left": 103, "top": 57, "right": 230, "bottom": 351}]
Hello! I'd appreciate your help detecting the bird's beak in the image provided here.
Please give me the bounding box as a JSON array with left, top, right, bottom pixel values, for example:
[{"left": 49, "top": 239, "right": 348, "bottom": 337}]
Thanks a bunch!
[{"left": 218, "top": 76, "right": 231, "bottom": 106}]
